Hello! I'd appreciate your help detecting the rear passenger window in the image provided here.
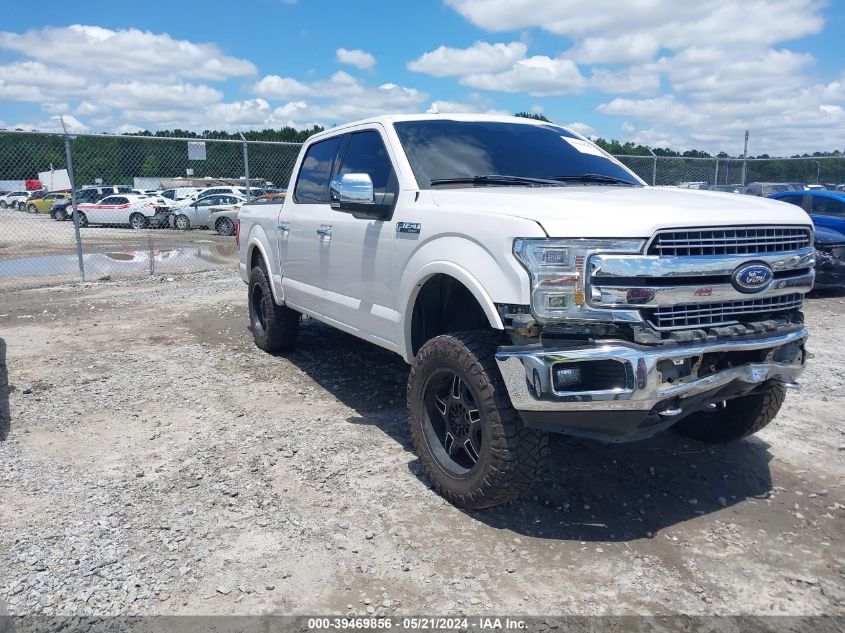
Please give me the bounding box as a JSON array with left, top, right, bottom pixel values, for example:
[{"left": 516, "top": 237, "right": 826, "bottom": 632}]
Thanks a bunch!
[
  {"left": 337, "top": 131, "right": 397, "bottom": 198},
  {"left": 295, "top": 136, "right": 343, "bottom": 203}
]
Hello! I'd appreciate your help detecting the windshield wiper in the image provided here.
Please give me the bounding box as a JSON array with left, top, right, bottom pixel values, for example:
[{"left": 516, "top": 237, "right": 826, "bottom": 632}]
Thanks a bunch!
[
  {"left": 549, "top": 173, "right": 637, "bottom": 186},
  {"left": 429, "top": 174, "right": 564, "bottom": 187}
]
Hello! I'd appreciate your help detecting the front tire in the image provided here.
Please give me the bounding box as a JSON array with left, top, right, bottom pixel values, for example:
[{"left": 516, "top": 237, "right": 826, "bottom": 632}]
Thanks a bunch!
[
  {"left": 408, "top": 331, "right": 548, "bottom": 509},
  {"left": 76, "top": 212, "right": 88, "bottom": 228},
  {"left": 55, "top": 208, "right": 68, "bottom": 221},
  {"left": 672, "top": 383, "right": 786, "bottom": 444},
  {"left": 248, "top": 266, "right": 300, "bottom": 353},
  {"left": 0, "top": 201, "right": 6, "bottom": 209},
  {"left": 174, "top": 214, "right": 190, "bottom": 230},
  {"left": 27, "top": 204, "right": 36, "bottom": 214}
]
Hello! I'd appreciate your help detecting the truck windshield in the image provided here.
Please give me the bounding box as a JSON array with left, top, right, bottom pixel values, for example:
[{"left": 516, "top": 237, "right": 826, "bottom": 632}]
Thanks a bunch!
[{"left": 393, "top": 120, "right": 641, "bottom": 189}]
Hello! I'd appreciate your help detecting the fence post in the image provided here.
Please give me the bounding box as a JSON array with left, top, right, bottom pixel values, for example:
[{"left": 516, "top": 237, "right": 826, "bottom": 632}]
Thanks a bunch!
[
  {"left": 239, "top": 133, "right": 251, "bottom": 199},
  {"left": 741, "top": 130, "right": 749, "bottom": 187},
  {"left": 60, "top": 118, "right": 85, "bottom": 284},
  {"left": 714, "top": 159, "right": 719, "bottom": 187}
]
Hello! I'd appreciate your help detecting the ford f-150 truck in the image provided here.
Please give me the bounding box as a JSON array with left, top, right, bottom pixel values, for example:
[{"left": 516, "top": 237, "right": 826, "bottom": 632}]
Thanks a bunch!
[{"left": 238, "top": 114, "right": 812, "bottom": 509}]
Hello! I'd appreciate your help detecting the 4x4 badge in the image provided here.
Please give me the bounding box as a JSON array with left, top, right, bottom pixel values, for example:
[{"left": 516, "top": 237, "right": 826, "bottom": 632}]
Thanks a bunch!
[{"left": 397, "top": 222, "right": 421, "bottom": 234}]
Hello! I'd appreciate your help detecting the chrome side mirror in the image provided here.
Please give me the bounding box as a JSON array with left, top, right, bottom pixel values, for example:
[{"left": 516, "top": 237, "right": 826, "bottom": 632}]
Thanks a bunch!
[{"left": 330, "top": 173, "right": 374, "bottom": 208}]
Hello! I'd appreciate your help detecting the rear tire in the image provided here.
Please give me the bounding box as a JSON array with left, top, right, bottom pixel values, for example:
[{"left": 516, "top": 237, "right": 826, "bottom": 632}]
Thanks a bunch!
[
  {"left": 76, "top": 212, "right": 88, "bottom": 228},
  {"left": 248, "top": 266, "right": 300, "bottom": 353},
  {"left": 55, "top": 208, "right": 68, "bottom": 221},
  {"left": 27, "top": 204, "right": 36, "bottom": 214},
  {"left": 672, "top": 383, "right": 786, "bottom": 444},
  {"left": 216, "top": 217, "right": 235, "bottom": 236},
  {"left": 408, "top": 330, "right": 548, "bottom": 509},
  {"left": 0, "top": 201, "right": 6, "bottom": 209},
  {"left": 130, "top": 213, "right": 149, "bottom": 230}
]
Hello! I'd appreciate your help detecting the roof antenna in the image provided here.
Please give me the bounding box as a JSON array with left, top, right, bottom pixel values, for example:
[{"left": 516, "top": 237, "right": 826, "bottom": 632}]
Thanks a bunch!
[{"left": 427, "top": 102, "right": 439, "bottom": 115}]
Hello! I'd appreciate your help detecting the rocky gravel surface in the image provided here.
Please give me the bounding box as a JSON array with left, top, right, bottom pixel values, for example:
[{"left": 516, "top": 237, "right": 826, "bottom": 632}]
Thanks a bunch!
[{"left": 0, "top": 269, "right": 843, "bottom": 617}]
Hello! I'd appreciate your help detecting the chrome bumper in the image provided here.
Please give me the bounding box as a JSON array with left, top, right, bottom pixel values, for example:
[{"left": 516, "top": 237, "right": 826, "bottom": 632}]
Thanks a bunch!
[{"left": 495, "top": 327, "right": 808, "bottom": 414}]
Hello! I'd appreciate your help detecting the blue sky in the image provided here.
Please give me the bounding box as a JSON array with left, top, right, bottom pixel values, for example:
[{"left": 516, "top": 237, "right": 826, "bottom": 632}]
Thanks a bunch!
[{"left": 1, "top": 0, "right": 843, "bottom": 155}]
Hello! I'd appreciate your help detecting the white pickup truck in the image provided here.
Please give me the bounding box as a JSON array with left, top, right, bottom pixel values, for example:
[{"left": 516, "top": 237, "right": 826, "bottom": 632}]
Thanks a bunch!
[{"left": 238, "top": 114, "right": 813, "bottom": 509}]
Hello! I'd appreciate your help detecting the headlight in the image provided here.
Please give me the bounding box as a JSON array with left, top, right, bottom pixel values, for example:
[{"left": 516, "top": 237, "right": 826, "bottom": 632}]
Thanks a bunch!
[{"left": 513, "top": 238, "right": 645, "bottom": 322}]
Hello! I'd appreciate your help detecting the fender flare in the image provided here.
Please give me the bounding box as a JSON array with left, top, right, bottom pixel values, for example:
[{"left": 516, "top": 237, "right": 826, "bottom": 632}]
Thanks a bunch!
[
  {"left": 399, "top": 261, "right": 504, "bottom": 362},
  {"left": 246, "top": 233, "right": 282, "bottom": 304}
]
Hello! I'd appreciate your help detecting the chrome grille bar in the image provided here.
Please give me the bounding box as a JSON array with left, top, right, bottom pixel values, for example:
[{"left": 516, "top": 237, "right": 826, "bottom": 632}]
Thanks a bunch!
[
  {"left": 646, "top": 294, "right": 803, "bottom": 330},
  {"left": 648, "top": 226, "right": 812, "bottom": 257}
]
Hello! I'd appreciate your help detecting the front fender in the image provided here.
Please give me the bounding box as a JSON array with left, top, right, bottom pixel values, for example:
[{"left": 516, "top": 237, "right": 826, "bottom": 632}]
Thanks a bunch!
[{"left": 399, "top": 260, "right": 506, "bottom": 363}]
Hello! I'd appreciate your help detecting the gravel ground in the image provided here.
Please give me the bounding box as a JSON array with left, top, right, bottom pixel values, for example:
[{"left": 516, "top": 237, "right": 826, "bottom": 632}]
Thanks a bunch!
[{"left": 0, "top": 269, "right": 843, "bottom": 617}]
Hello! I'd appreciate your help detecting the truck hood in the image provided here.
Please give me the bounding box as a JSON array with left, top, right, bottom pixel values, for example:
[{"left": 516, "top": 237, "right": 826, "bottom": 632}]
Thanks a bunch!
[{"left": 430, "top": 186, "right": 810, "bottom": 237}]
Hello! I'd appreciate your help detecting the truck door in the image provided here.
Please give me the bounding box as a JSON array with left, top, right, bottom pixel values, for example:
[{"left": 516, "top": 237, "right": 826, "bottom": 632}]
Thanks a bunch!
[
  {"left": 282, "top": 134, "right": 344, "bottom": 318},
  {"left": 281, "top": 129, "right": 399, "bottom": 349},
  {"left": 323, "top": 129, "right": 399, "bottom": 347}
]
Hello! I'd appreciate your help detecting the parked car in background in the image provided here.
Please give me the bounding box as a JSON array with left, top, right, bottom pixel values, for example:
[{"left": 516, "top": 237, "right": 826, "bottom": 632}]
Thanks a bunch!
[
  {"left": 246, "top": 192, "right": 287, "bottom": 205},
  {"left": 208, "top": 206, "right": 241, "bottom": 236},
  {"left": 811, "top": 225, "right": 845, "bottom": 289},
  {"left": 215, "top": 192, "right": 286, "bottom": 237},
  {"left": 160, "top": 187, "right": 202, "bottom": 202},
  {"left": 711, "top": 184, "right": 742, "bottom": 194},
  {"left": 75, "top": 194, "right": 172, "bottom": 229},
  {"left": 0, "top": 191, "right": 33, "bottom": 210},
  {"left": 196, "top": 186, "right": 248, "bottom": 200},
  {"left": 51, "top": 185, "right": 134, "bottom": 219},
  {"left": 27, "top": 191, "right": 70, "bottom": 214},
  {"left": 744, "top": 182, "right": 792, "bottom": 196},
  {"left": 171, "top": 193, "right": 244, "bottom": 230},
  {"left": 768, "top": 190, "right": 845, "bottom": 234}
]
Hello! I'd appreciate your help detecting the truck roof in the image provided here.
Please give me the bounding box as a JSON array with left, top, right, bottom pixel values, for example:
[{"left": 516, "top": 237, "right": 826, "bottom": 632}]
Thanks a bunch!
[{"left": 309, "top": 113, "right": 565, "bottom": 142}]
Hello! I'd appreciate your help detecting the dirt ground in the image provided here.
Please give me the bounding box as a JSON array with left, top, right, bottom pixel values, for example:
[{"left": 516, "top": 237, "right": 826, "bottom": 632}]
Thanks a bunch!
[{"left": 0, "top": 269, "right": 843, "bottom": 617}]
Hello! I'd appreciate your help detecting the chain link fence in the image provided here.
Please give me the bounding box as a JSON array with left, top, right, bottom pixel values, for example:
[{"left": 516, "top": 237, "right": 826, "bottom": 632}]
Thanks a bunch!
[
  {"left": 617, "top": 154, "right": 845, "bottom": 190},
  {"left": 1, "top": 129, "right": 844, "bottom": 291},
  {"left": 0, "top": 130, "right": 300, "bottom": 290}
]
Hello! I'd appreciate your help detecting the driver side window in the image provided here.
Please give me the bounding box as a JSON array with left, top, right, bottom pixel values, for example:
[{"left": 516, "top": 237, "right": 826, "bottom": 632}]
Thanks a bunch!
[{"left": 337, "top": 130, "right": 397, "bottom": 199}]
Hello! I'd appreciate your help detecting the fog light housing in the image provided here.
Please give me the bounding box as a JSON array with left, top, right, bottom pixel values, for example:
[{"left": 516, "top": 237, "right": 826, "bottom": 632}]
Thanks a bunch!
[{"left": 553, "top": 365, "right": 582, "bottom": 390}]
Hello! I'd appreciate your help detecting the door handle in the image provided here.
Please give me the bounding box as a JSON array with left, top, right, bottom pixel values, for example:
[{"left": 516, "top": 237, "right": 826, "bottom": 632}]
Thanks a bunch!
[
  {"left": 317, "top": 224, "right": 332, "bottom": 240},
  {"left": 277, "top": 222, "right": 290, "bottom": 232}
]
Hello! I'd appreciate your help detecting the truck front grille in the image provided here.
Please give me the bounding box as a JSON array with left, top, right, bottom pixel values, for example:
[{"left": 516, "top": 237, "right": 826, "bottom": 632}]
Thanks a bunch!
[
  {"left": 647, "top": 226, "right": 812, "bottom": 257},
  {"left": 645, "top": 293, "right": 803, "bottom": 330}
]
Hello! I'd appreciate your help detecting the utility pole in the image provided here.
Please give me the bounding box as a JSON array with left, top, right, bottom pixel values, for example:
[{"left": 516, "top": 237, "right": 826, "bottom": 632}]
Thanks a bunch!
[{"left": 741, "top": 130, "right": 749, "bottom": 187}]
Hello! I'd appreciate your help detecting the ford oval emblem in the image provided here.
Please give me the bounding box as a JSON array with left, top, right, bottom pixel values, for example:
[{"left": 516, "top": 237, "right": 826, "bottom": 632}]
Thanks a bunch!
[{"left": 731, "top": 262, "right": 774, "bottom": 294}]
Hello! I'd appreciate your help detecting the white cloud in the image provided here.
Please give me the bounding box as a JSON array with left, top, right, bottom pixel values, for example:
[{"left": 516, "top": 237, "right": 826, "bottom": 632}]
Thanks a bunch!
[
  {"left": 568, "top": 33, "right": 660, "bottom": 64},
  {"left": 437, "top": 0, "right": 842, "bottom": 154},
  {"left": 12, "top": 114, "right": 88, "bottom": 133},
  {"left": 0, "top": 25, "right": 256, "bottom": 81},
  {"left": 590, "top": 67, "right": 660, "bottom": 94},
  {"left": 408, "top": 41, "right": 526, "bottom": 77},
  {"left": 564, "top": 121, "right": 596, "bottom": 138},
  {"left": 253, "top": 75, "right": 313, "bottom": 98},
  {"left": 336, "top": 48, "right": 376, "bottom": 70},
  {"left": 444, "top": 0, "right": 823, "bottom": 50},
  {"left": 41, "top": 102, "right": 69, "bottom": 114},
  {"left": 460, "top": 56, "right": 587, "bottom": 96}
]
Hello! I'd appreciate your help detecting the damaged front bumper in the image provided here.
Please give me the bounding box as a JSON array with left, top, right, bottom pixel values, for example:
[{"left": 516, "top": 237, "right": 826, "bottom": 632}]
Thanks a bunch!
[{"left": 495, "top": 327, "right": 808, "bottom": 442}]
